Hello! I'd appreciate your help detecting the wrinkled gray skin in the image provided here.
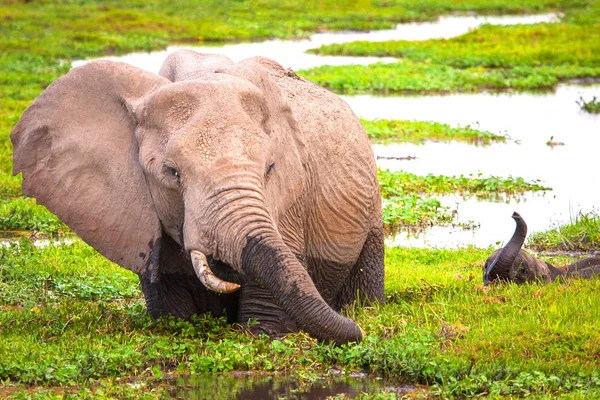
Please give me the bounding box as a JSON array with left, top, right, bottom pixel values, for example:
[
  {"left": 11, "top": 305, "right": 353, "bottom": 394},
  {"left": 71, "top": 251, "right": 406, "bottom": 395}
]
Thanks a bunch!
[
  {"left": 11, "top": 50, "right": 385, "bottom": 345},
  {"left": 483, "top": 212, "right": 600, "bottom": 285}
]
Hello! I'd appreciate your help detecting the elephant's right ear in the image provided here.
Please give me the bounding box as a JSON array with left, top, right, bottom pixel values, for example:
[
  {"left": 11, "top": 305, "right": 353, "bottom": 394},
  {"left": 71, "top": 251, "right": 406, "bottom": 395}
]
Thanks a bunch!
[{"left": 11, "top": 61, "right": 170, "bottom": 275}]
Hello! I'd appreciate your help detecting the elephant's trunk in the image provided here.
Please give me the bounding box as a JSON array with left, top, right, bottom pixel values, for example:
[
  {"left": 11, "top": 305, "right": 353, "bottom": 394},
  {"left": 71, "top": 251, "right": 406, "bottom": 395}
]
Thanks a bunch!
[
  {"left": 241, "top": 230, "right": 362, "bottom": 345},
  {"left": 484, "top": 212, "right": 527, "bottom": 285}
]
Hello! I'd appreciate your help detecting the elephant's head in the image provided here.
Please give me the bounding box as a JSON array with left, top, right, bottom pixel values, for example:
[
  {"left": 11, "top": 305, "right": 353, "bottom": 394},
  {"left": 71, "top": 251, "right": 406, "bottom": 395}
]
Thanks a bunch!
[
  {"left": 11, "top": 58, "right": 362, "bottom": 344},
  {"left": 483, "top": 212, "right": 560, "bottom": 285}
]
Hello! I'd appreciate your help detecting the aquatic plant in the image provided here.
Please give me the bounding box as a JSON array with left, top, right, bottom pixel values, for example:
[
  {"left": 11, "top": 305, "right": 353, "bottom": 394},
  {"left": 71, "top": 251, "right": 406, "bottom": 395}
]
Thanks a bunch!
[{"left": 577, "top": 95, "right": 600, "bottom": 114}]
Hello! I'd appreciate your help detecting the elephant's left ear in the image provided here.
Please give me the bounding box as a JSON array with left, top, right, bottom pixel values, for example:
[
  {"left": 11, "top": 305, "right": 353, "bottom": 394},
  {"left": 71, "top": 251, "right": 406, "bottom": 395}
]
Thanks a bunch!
[{"left": 11, "top": 61, "right": 170, "bottom": 275}]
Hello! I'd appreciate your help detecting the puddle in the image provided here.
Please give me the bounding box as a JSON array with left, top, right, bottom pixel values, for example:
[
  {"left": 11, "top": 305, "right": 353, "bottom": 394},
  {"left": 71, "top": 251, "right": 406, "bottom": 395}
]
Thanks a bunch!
[
  {"left": 171, "top": 373, "right": 415, "bottom": 399},
  {"left": 71, "top": 13, "right": 558, "bottom": 72},
  {"left": 350, "top": 84, "right": 600, "bottom": 248}
]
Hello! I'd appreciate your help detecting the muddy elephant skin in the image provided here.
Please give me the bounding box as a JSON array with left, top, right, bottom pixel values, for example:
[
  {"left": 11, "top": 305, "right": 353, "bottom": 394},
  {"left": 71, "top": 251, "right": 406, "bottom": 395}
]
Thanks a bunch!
[
  {"left": 10, "top": 50, "right": 385, "bottom": 345},
  {"left": 483, "top": 212, "right": 600, "bottom": 285}
]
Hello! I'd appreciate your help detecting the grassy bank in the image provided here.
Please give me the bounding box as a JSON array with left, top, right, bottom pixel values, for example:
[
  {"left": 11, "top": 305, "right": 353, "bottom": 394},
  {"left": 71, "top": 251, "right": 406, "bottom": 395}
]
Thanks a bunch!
[{"left": 2, "top": 240, "right": 600, "bottom": 398}]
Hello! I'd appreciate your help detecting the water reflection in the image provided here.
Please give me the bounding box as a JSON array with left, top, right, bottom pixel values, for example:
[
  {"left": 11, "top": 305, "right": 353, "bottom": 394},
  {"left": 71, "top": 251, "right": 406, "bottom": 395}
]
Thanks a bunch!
[
  {"left": 173, "top": 373, "right": 413, "bottom": 399},
  {"left": 71, "top": 13, "right": 557, "bottom": 72}
]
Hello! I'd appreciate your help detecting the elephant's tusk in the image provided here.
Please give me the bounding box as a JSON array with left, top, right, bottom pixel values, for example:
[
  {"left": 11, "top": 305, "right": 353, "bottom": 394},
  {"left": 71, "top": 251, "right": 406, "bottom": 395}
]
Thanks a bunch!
[{"left": 190, "top": 250, "right": 240, "bottom": 294}]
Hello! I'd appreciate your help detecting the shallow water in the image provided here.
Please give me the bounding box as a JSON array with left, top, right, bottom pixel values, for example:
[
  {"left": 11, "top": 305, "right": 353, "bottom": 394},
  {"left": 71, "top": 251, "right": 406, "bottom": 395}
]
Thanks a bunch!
[
  {"left": 71, "top": 13, "right": 557, "bottom": 72},
  {"left": 69, "top": 12, "right": 598, "bottom": 250},
  {"left": 172, "top": 373, "right": 414, "bottom": 399}
]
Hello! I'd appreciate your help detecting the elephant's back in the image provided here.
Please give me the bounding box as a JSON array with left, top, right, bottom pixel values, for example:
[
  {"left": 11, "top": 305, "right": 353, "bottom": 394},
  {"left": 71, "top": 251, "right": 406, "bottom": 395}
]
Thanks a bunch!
[
  {"left": 255, "top": 58, "right": 371, "bottom": 148},
  {"left": 254, "top": 57, "right": 377, "bottom": 186}
]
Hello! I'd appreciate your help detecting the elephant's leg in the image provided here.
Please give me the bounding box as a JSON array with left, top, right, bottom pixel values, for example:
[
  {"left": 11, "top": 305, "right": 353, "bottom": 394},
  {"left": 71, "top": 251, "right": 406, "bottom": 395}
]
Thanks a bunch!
[
  {"left": 139, "top": 272, "right": 239, "bottom": 323},
  {"left": 236, "top": 278, "right": 298, "bottom": 337},
  {"left": 335, "top": 228, "right": 385, "bottom": 309}
]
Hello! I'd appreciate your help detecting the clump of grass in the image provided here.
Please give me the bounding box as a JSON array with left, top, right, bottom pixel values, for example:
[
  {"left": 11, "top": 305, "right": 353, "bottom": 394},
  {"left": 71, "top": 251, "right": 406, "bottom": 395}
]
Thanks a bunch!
[
  {"left": 528, "top": 211, "right": 600, "bottom": 252},
  {"left": 577, "top": 95, "right": 600, "bottom": 114},
  {"left": 378, "top": 169, "right": 550, "bottom": 198},
  {"left": 382, "top": 196, "right": 454, "bottom": 231},
  {"left": 362, "top": 119, "right": 506, "bottom": 144},
  {"left": 546, "top": 135, "right": 566, "bottom": 147},
  {"left": 378, "top": 169, "right": 550, "bottom": 231}
]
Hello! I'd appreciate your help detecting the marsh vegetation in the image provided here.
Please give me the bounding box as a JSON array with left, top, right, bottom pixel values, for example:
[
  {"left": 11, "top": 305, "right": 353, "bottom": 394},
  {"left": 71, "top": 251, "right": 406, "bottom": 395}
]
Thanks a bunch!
[{"left": 2, "top": 0, "right": 600, "bottom": 398}]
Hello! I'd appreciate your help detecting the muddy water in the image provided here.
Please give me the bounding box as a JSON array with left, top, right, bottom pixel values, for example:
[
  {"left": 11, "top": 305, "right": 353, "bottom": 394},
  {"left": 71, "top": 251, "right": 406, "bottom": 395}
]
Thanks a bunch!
[
  {"left": 71, "top": 13, "right": 557, "bottom": 72},
  {"left": 172, "top": 373, "right": 414, "bottom": 399},
  {"left": 345, "top": 84, "right": 600, "bottom": 248}
]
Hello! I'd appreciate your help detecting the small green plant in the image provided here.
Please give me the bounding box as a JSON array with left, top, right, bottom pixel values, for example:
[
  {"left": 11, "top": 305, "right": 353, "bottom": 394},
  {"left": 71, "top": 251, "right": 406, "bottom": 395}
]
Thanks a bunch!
[
  {"left": 577, "top": 96, "right": 600, "bottom": 114},
  {"left": 546, "top": 135, "right": 565, "bottom": 147}
]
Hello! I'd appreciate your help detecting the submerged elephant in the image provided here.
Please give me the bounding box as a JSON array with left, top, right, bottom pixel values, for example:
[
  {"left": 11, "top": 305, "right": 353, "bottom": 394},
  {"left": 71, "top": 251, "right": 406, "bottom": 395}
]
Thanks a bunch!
[
  {"left": 483, "top": 212, "right": 600, "bottom": 285},
  {"left": 11, "top": 50, "right": 385, "bottom": 345}
]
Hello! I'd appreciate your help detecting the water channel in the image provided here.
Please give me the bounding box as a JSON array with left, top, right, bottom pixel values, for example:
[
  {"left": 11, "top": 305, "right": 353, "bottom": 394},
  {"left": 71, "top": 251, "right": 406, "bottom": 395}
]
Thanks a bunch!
[{"left": 71, "top": 12, "right": 600, "bottom": 251}]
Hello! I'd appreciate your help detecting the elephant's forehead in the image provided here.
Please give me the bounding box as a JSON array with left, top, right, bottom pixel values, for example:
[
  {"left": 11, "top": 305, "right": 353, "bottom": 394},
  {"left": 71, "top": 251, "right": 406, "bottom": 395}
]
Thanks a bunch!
[
  {"left": 172, "top": 115, "right": 266, "bottom": 163},
  {"left": 146, "top": 78, "right": 254, "bottom": 120}
]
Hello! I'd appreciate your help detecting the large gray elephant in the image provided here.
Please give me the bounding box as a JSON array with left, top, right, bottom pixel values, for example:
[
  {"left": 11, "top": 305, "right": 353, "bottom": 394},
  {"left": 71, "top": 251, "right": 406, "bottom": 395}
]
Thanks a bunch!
[
  {"left": 11, "top": 50, "right": 384, "bottom": 345},
  {"left": 483, "top": 212, "right": 600, "bottom": 285}
]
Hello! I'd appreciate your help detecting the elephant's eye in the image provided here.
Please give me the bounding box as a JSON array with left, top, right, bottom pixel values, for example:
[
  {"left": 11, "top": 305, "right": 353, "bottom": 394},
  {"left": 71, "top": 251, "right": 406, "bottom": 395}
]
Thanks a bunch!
[
  {"left": 165, "top": 165, "right": 180, "bottom": 179},
  {"left": 265, "top": 162, "right": 275, "bottom": 178}
]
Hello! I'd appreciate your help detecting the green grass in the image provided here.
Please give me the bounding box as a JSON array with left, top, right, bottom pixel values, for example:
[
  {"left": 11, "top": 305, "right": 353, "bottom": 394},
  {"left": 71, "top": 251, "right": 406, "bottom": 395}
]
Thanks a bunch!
[
  {"left": 299, "top": 61, "right": 600, "bottom": 94},
  {"left": 0, "top": 198, "right": 68, "bottom": 234},
  {"left": 529, "top": 211, "right": 600, "bottom": 252},
  {"left": 2, "top": 240, "right": 600, "bottom": 398},
  {"left": 362, "top": 119, "right": 507, "bottom": 144}
]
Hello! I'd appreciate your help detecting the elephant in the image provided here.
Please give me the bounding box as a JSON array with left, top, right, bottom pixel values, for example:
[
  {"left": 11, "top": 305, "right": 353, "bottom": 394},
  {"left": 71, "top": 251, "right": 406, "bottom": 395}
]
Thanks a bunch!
[
  {"left": 483, "top": 212, "right": 600, "bottom": 285},
  {"left": 10, "top": 50, "right": 384, "bottom": 345}
]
